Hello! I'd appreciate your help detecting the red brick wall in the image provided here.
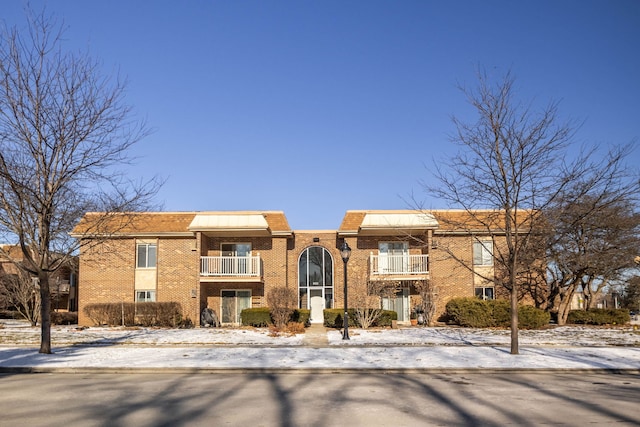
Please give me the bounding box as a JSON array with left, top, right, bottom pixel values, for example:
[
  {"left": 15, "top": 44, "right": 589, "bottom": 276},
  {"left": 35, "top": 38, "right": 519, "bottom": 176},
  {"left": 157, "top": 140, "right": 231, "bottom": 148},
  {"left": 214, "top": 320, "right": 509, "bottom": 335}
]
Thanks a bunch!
[
  {"left": 429, "top": 234, "right": 475, "bottom": 318},
  {"left": 78, "top": 229, "right": 529, "bottom": 326},
  {"left": 156, "top": 237, "right": 199, "bottom": 325},
  {"left": 286, "top": 232, "right": 344, "bottom": 308},
  {"left": 77, "top": 239, "right": 136, "bottom": 325},
  {"left": 78, "top": 236, "right": 198, "bottom": 326}
]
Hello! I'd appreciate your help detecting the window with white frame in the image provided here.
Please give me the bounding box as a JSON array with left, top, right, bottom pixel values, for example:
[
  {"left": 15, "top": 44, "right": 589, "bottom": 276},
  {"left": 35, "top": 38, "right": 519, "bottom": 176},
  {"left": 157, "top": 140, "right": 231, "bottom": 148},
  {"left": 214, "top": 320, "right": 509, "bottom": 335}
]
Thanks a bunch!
[
  {"left": 135, "top": 290, "right": 156, "bottom": 302},
  {"left": 136, "top": 243, "right": 157, "bottom": 268},
  {"left": 473, "top": 239, "right": 493, "bottom": 266},
  {"left": 475, "top": 287, "right": 494, "bottom": 300}
]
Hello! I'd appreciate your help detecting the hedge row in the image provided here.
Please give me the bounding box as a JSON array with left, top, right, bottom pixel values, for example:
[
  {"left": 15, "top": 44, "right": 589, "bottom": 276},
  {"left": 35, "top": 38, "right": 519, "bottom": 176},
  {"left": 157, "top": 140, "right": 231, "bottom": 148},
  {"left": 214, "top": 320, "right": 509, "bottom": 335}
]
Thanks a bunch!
[
  {"left": 445, "top": 298, "right": 550, "bottom": 329},
  {"left": 567, "top": 309, "right": 630, "bottom": 325},
  {"left": 240, "top": 308, "right": 311, "bottom": 327},
  {"left": 323, "top": 308, "right": 398, "bottom": 328},
  {"left": 51, "top": 311, "right": 78, "bottom": 325},
  {"left": 239, "top": 308, "right": 398, "bottom": 328},
  {"left": 83, "top": 302, "right": 186, "bottom": 327}
]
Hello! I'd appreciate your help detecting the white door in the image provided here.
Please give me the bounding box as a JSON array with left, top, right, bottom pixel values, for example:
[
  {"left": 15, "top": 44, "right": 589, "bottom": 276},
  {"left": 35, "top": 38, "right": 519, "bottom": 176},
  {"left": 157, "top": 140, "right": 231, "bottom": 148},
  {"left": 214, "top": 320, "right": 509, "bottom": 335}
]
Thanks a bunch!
[
  {"left": 222, "top": 243, "right": 251, "bottom": 274},
  {"left": 309, "top": 289, "right": 324, "bottom": 324},
  {"left": 379, "top": 242, "right": 408, "bottom": 273}
]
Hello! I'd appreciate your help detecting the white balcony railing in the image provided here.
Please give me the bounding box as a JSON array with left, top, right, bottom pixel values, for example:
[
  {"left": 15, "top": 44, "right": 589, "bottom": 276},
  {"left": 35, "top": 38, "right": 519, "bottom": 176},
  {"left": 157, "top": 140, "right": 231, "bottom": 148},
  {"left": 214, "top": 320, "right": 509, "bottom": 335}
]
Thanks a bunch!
[
  {"left": 370, "top": 254, "right": 429, "bottom": 276},
  {"left": 200, "top": 255, "right": 261, "bottom": 277}
]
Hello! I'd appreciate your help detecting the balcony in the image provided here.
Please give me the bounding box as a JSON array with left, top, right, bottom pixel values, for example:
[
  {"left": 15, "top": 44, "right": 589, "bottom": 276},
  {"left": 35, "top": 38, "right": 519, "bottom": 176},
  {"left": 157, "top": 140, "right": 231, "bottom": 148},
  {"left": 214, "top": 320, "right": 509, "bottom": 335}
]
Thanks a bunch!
[
  {"left": 200, "top": 255, "right": 262, "bottom": 281},
  {"left": 370, "top": 253, "right": 429, "bottom": 279}
]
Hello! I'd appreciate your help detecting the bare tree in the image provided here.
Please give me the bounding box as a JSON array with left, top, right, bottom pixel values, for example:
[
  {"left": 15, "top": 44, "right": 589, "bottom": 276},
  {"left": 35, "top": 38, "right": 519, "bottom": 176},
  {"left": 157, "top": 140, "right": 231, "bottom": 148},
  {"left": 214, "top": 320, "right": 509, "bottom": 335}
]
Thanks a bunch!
[
  {"left": 351, "top": 273, "right": 400, "bottom": 329},
  {"left": 413, "top": 279, "right": 438, "bottom": 326},
  {"left": 0, "top": 9, "right": 160, "bottom": 353},
  {"left": 266, "top": 286, "right": 297, "bottom": 329},
  {"left": 546, "top": 166, "right": 640, "bottom": 324},
  {"left": 425, "top": 69, "right": 577, "bottom": 354},
  {"left": 0, "top": 266, "right": 41, "bottom": 326},
  {"left": 621, "top": 276, "right": 640, "bottom": 312}
]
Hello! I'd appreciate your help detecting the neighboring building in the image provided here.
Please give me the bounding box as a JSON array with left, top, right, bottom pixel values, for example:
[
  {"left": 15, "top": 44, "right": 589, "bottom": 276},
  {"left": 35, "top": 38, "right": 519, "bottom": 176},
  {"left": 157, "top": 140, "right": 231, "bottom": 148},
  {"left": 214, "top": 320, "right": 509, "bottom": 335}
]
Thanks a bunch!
[
  {"left": 73, "top": 210, "right": 516, "bottom": 326},
  {"left": 0, "top": 245, "right": 78, "bottom": 312}
]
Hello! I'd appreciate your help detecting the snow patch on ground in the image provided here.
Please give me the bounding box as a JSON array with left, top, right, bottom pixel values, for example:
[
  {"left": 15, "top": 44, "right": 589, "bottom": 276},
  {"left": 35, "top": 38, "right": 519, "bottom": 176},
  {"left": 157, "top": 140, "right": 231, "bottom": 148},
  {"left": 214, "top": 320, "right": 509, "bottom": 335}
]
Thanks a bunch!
[{"left": 1, "top": 320, "right": 639, "bottom": 371}]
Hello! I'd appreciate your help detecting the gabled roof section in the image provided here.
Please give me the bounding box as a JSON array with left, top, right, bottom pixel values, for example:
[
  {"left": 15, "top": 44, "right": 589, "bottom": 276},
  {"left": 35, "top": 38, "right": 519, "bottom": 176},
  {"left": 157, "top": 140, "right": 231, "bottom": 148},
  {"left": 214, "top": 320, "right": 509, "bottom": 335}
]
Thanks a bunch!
[
  {"left": 338, "top": 210, "right": 439, "bottom": 236},
  {"left": 263, "top": 211, "right": 293, "bottom": 236},
  {"left": 72, "top": 212, "right": 196, "bottom": 237},
  {"left": 73, "top": 211, "right": 293, "bottom": 238},
  {"left": 338, "top": 211, "right": 367, "bottom": 234}
]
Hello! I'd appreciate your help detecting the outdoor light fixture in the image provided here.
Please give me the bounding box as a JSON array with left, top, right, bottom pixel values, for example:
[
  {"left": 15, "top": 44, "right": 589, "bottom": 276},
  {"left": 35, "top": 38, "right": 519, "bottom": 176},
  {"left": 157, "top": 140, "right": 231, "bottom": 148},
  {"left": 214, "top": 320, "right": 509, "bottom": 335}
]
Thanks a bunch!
[{"left": 340, "top": 241, "right": 351, "bottom": 340}]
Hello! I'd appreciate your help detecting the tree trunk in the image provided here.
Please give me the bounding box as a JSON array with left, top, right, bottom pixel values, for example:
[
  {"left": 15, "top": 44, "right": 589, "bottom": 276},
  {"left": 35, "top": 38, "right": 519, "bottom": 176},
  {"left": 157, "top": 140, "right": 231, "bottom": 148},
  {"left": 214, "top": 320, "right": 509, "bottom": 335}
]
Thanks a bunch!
[
  {"left": 556, "top": 291, "right": 574, "bottom": 326},
  {"left": 510, "top": 282, "right": 519, "bottom": 355},
  {"left": 38, "top": 271, "right": 52, "bottom": 354}
]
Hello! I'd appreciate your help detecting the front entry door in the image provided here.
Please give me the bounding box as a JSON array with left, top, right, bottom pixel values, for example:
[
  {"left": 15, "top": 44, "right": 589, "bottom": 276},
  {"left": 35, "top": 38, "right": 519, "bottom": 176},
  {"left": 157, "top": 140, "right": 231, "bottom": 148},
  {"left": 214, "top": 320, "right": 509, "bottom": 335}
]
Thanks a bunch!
[{"left": 309, "top": 289, "right": 324, "bottom": 324}]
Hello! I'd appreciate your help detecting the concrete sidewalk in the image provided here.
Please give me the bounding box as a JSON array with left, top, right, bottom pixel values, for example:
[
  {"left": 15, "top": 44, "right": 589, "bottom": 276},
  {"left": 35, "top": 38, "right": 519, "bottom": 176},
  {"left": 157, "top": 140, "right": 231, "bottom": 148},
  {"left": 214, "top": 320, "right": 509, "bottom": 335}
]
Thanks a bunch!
[{"left": 301, "top": 323, "right": 330, "bottom": 346}]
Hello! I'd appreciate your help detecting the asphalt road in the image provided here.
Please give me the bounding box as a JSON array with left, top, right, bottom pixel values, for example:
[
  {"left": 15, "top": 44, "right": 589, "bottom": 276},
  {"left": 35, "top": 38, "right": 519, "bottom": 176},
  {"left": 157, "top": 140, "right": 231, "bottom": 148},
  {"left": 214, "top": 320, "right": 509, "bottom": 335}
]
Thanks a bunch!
[{"left": 1, "top": 372, "right": 638, "bottom": 426}]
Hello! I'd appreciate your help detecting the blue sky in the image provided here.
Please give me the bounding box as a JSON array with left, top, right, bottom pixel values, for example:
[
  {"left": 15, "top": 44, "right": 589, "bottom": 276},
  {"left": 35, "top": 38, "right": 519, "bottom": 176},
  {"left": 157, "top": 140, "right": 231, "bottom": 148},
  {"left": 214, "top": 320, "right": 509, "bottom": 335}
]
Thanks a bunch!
[{"left": 3, "top": 1, "right": 639, "bottom": 230}]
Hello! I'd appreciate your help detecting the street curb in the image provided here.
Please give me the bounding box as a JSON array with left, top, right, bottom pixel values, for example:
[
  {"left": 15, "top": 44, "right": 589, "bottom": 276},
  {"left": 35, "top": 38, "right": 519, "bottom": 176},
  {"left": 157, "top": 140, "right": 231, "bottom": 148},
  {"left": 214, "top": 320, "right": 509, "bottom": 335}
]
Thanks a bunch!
[{"left": 2, "top": 366, "right": 639, "bottom": 375}]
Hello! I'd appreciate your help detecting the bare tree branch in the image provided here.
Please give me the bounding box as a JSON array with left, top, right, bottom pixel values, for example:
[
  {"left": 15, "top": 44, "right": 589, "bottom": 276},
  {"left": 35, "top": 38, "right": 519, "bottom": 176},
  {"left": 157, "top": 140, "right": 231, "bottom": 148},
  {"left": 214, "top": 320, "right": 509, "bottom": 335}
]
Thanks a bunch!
[
  {"left": 0, "top": 8, "right": 161, "bottom": 353},
  {"left": 423, "top": 68, "right": 577, "bottom": 354}
]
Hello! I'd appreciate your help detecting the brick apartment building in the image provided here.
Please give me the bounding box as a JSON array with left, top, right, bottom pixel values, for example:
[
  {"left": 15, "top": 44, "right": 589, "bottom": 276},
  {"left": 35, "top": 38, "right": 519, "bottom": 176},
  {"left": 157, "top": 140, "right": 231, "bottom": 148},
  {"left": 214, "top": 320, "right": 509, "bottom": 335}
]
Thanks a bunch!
[
  {"left": 0, "top": 245, "right": 78, "bottom": 312},
  {"left": 73, "top": 210, "right": 509, "bottom": 327}
]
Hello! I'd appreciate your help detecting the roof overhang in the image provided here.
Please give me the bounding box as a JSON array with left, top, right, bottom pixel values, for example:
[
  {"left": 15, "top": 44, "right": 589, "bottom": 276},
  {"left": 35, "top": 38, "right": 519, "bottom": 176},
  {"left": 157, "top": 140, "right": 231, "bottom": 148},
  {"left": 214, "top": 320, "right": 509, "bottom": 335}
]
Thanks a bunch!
[
  {"left": 342, "top": 212, "right": 439, "bottom": 236},
  {"left": 188, "top": 214, "right": 272, "bottom": 236}
]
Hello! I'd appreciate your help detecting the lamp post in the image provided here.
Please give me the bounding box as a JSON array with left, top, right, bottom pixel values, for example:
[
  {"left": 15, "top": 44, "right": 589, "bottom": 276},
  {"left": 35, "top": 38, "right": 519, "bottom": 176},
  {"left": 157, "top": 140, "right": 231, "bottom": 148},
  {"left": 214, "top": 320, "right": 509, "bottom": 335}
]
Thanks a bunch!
[{"left": 340, "top": 241, "right": 351, "bottom": 340}]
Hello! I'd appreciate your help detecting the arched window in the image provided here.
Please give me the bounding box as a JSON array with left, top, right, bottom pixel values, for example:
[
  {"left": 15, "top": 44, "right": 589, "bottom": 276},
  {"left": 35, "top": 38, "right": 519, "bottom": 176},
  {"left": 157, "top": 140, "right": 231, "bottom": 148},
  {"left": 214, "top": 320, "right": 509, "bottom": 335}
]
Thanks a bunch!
[{"left": 298, "top": 246, "right": 333, "bottom": 313}]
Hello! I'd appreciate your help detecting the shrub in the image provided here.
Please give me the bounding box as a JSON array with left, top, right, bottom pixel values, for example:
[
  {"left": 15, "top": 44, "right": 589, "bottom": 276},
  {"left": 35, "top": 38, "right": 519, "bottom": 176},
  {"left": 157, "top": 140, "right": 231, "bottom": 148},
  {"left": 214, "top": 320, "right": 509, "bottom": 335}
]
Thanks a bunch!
[
  {"left": 135, "top": 302, "right": 183, "bottom": 327},
  {"left": 375, "top": 310, "right": 398, "bottom": 327},
  {"left": 323, "top": 308, "right": 396, "bottom": 328},
  {"left": 180, "top": 316, "right": 194, "bottom": 329},
  {"left": 0, "top": 310, "right": 21, "bottom": 319},
  {"left": 567, "top": 309, "right": 631, "bottom": 325},
  {"left": 284, "top": 321, "right": 306, "bottom": 334},
  {"left": 489, "top": 300, "right": 511, "bottom": 327},
  {"left": 445, "top": 297, "right": 550, "bottom": 329},
  {"left": 266, "top": 286, "right": 297, "bottom": 328},
  {"left": 324, "top": 308, "right": 357, "bottom": 328},
  {"left": 241, "top": 307, "right": 272, "bottom": 327},
  {"left": 445, "top": 297, "right": 493, "bottom": 327},
  {"left": 291, "top": 309, "right": 310, "bottom": 326},
  {"left": 83, "top": 302, "right": 133, "bottom": 326},
  {"left": 83, "top": 302, "right": 184, "bottom": 327},
  {"left": 354, "top": 308, "right": 398, "bottom": 329},
  {"left": 241, "top": 308, "right": 311, "bottom": 328},
  {"left": 0, "top": 310, "right": 20, "bottom": 319},
  {"left": 518, "top": 305, "right": 551, "bottom": 329},
  {"left": 51, "top": 311, "right": 78, "bottom": 325}
]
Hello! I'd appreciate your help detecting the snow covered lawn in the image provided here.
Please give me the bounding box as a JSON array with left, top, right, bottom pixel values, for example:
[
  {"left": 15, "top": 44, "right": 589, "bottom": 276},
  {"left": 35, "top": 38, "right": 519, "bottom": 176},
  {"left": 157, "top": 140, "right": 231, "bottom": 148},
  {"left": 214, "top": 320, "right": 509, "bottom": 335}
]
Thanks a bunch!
[
  {"left": 1, "top": 319, "right": 639, "bottom": 347},
  {"left": 1, "top": 320, "right": 638, "bottom": 371}
]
